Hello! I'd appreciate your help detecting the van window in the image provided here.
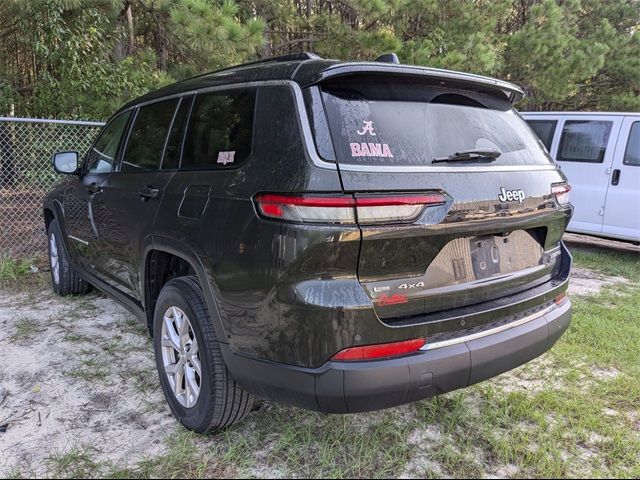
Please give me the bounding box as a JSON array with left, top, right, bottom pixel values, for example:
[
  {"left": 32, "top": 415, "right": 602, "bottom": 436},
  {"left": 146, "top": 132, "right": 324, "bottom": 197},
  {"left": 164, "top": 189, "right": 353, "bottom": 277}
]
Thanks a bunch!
[
  {"left": 526, "top": 120, "right": 557, "bottom": 151},
  {"left": 557, "top": 120, "right": 612, "bottom": 163},
  {"left": 181, "top": 89, "right": 256, "bottom": 170},
  {"left": 318, "top": 77, "right": 552, "bottom": 167},
  {"left": 85, "top": 111, "right": 132, "bottom": 174},
  {"left": 162, "top": 96, "right": 193, "bottom": 170},
  {"left": 624, "top": 122, "right": 640, "bottom": 167},
  {"left": 121, "top": 99, "right": 178, "bottom": 172}
]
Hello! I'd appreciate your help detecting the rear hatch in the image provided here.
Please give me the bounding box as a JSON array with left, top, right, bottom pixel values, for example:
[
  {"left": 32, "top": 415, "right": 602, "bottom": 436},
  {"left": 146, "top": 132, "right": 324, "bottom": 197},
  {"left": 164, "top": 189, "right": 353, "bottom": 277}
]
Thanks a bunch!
[{"left": 306, "top": 73, "right": 570, "bottom": 321}]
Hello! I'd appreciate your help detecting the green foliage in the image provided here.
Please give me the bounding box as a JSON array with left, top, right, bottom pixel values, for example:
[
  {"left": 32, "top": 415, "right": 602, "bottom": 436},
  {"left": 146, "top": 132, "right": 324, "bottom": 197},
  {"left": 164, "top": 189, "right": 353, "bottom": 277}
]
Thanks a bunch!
[{"left": 0, "top": 0, "right": 638, "bottom": 119}]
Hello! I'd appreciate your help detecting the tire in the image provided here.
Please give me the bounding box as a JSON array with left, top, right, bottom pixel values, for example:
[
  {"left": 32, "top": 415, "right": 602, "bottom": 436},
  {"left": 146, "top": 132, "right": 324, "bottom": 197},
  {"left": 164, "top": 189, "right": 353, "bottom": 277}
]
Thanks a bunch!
[
  {"left": 153, "top": 276, "right": 253, "bottom": 433},
  {"left": 47, "top": 220, "right": 91, "bottom": 296}
]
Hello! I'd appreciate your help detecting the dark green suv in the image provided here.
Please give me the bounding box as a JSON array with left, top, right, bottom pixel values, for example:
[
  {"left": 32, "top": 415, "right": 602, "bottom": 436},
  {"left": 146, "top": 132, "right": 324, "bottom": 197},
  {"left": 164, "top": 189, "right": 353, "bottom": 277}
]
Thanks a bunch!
[{"left": 44, "top": 53, "right": 573, "bottom": 433}]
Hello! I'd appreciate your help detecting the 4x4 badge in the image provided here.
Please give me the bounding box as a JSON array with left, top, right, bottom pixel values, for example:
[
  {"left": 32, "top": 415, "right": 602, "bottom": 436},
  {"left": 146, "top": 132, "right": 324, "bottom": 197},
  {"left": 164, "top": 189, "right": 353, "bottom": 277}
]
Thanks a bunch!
[{"left": 498, "top": 187, "right": 525, "bottom": 203}]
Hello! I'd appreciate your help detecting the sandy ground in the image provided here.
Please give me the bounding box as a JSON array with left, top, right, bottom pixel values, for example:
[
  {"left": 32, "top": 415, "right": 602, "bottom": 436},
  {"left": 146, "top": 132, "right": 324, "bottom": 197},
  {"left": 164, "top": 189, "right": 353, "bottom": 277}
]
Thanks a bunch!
[
  {"left": 0, "top": 257, "right": 629, "bottom": 476},
  {"left": 0, "top": 287, "right": 175, "bottom": 476}
]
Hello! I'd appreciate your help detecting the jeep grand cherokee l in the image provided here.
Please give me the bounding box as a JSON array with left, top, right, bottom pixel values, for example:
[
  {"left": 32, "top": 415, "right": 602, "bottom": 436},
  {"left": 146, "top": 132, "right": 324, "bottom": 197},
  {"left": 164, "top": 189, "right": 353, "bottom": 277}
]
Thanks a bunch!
[{"left": 43, "top": 53, "right": 573, "bottom": 433}]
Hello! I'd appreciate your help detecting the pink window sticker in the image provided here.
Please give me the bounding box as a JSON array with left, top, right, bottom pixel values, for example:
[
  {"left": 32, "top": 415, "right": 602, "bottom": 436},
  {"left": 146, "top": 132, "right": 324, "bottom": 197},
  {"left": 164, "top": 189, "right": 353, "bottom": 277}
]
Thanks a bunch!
[
  {"left": 349, "top": 142, "right": 394, "bottom": 158},
  {"left": 357, "top": 120, "right": 377, "bottom": 136},
  {"left": 217, "top": 151, "right": 236, "bottom": 165}
]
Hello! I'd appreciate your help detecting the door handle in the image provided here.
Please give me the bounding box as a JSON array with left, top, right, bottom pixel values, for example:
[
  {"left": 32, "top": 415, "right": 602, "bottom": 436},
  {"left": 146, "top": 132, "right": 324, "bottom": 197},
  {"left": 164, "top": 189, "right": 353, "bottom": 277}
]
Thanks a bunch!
[
  {"left": 138, "top": 185, "right": 160, "bottom": 199},
  {"left": 611, "top": 169, "right": 621, "bottom": 186},
  {"left": 87, "top": 183, "right": 102, "bottom": 194}
]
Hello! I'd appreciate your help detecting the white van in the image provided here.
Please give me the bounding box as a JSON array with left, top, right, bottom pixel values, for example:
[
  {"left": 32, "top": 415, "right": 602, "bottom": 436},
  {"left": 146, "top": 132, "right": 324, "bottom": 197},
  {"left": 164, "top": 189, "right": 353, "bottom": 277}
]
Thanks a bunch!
[{"left": 522, "top": 112, "right": 640, "bottom": 243}]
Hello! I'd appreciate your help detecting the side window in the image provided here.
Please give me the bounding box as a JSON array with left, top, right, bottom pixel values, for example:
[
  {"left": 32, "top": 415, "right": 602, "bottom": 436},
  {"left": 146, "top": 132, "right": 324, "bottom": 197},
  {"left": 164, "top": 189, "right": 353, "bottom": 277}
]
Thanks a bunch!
[
  {"left": 557, "top": 120, "right": 612, "bottom": 163},
  {"left": 121, "top": 99, "right": 178, "bottom": 172},
  {"left": 623, "top": 122, "right": 640, "bottom": 167},
  {"left": 181, "top": 89, "right": 256, "bottom": 170},
  {"left": 526, "top": 120, "right": 557, "bottom": 151},
  {"left": 85, "top": 111, "right": 131, "bottom": 174},
  {"left": 162, "top": 96, "right": 193, "bottom": 170}
]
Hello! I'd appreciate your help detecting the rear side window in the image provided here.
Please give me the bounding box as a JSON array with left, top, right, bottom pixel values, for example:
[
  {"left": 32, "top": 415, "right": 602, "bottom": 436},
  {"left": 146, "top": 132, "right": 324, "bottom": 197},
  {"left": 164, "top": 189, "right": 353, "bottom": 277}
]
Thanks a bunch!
[
  {"left": 557, "top": 120, "right": 612, "bottom": 163},
  {"left": 526, "top": 120, "right": 557, "bottom": 151},
  {"left": 121, "top": 99, "right": 178, "bottom": 172},
  {"left": 318, "top": 78, "right": 551, "bottom": 167},
  {"left": 181, "top": 89, "right": 256, "bottom": 170},
  {"left": 85, "top": 111, "right": 131, "bottom": 174},
  {"left": 624, "top": 122, "right": 640, "bottom": 167}
]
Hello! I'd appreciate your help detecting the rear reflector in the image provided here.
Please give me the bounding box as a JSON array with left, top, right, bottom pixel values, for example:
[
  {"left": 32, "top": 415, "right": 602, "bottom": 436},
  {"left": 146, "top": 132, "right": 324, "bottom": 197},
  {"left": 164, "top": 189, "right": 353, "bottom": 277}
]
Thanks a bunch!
[
  {"left": 554, "top": 292, "right": 568, "bottom": 305},
  {"left": 331, "top": 338, "right": 426, "bottom": 361},
  {"left": 254, "top": 193, "right": 446, "bottom": 225},
  {"left": 551, "top": 183, "right": 571, "bottom": 205}
]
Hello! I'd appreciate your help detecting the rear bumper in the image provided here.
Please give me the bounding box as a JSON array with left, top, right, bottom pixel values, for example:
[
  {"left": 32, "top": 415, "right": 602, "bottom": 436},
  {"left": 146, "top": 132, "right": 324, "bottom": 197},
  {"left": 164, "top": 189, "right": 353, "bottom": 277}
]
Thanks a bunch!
[{"left": 222, "top": 299, "right": 572, "bottom": 413}]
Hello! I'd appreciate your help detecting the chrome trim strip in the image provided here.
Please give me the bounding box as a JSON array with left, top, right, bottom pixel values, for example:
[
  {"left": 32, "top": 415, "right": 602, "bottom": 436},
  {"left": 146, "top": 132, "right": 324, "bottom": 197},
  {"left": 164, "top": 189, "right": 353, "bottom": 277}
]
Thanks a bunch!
[
  {"left": 420, "top": 303, "right": 556, "bottom": 351},
  {"left": 68, "top": 235, "right": 89, "bottom": 246}
]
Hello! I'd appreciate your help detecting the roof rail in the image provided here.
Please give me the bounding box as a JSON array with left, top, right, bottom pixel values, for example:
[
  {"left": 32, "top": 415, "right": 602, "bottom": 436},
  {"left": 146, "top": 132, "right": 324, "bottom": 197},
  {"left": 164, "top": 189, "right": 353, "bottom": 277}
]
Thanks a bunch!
[{"left": 232, "top": 52, "right": 322, "bottom": 69}]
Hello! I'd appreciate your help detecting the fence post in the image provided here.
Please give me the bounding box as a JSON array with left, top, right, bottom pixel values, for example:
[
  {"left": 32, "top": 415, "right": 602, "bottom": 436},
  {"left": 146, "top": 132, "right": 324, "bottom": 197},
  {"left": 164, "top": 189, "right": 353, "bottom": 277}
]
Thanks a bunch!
[{"left": 0, "top": 122, "right": 15, "bottom": 186}]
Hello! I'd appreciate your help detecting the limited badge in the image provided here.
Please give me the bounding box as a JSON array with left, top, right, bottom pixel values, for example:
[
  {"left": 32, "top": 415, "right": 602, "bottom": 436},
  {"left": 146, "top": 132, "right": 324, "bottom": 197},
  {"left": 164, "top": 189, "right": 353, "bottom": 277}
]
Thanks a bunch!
[{"left": 217, "top": 151, "right": 236, "bottom": 165}]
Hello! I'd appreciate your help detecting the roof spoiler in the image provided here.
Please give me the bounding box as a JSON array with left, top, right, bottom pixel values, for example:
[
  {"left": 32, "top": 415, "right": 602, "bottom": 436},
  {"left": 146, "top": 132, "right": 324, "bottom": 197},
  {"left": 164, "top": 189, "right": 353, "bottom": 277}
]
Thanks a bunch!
[{"left": 299, "top": 63, "right": 525, "bottom": 104}]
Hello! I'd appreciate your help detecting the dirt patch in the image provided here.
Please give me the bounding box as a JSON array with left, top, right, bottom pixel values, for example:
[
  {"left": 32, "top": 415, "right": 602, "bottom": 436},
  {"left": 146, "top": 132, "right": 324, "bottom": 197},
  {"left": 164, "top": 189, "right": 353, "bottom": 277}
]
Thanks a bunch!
[
  {"left": 568, "top": 267, "right": 626, "bottom": 296},
  {"left": 564, "top": 233, "right": 640, "bottom": 254},
  {"left": 0, "top": 287, "right": 176, "bottom": 476}
]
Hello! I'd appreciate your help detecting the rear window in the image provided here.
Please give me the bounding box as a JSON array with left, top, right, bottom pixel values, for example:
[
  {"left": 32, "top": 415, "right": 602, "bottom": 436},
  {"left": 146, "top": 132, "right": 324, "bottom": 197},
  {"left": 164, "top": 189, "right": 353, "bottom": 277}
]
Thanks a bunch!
[
  {"left": 317, "top": 78, "right": 552, "bottom": 167},
  {"left": 526, "top": 120, "right": 557, "bottom": 151}
]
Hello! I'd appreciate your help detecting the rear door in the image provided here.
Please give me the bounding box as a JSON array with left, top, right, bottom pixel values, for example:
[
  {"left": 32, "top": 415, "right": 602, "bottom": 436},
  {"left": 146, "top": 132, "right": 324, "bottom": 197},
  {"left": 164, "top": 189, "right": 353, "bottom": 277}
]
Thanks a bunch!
[
  {"left": 96, "top": 97, "right": 187, "bottom": 299},
  {"left": 602, "top": 116, "right": 640, "bottom": 241},
  {"left": 551, "top": 115, "right": 622, "bottom": 235},
  {"left": 313, "top": 76, "right": 570, "bottom": 321}
]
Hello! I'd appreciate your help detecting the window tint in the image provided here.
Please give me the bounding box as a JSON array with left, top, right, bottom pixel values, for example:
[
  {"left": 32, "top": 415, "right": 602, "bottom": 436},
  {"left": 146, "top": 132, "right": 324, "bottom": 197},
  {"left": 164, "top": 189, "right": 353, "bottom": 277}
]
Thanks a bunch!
[
  {"left": 318, "top": 78, "right": 552, "bottom": 167},
  {"left": 624, "top": 122, "right": 640, "bottom": 167},
  {"left": 85, "top": 111, "right": 131, "bottom": 174},
  {"left": 526, "top": 120, "right": 557, "bottom": 151},
  {"left": 557, "top": 120, "right": 612, "bottom": 163},
  {"left": 162, "top": 96, "right": 193, "bottom": 170},
  {"left": 121, "top": 99, "right": 178, "bottom": 172},
  {"left": 181, "top": 89, "right": 255, "bottom": 170}
]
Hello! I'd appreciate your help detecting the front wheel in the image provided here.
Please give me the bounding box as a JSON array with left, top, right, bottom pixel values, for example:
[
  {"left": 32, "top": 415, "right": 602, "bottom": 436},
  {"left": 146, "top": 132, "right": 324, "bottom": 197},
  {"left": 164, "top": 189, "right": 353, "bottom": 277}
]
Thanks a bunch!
[
  {"left": 153, "top": 276, "right": 253, "bottom": 433},
  {"left": 47, "top": 220, "right": 91, "bottom": 296}
]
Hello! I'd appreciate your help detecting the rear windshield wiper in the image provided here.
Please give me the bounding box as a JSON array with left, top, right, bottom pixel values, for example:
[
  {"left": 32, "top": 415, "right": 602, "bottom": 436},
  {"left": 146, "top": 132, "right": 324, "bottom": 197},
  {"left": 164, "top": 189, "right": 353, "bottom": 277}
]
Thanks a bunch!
[{"left": 432, "top": 149, "right": 502, "bottom": 164}]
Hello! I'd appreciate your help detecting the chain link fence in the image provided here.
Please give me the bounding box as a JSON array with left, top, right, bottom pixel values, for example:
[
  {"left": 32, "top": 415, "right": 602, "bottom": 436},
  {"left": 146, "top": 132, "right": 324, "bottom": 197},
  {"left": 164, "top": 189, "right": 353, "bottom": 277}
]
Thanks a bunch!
[{"left": 0, "top": 117, "right": 105, "bottom": 259}]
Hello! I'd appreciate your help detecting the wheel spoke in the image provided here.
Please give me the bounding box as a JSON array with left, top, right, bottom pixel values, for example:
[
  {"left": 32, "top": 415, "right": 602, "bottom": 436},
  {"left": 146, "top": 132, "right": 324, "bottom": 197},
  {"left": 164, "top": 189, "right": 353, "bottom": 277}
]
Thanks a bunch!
[
  {"left": 163, "top": 315, "right": 181, "bottom": 351},
  {"left": 191, "top": 355, "right": 202, "bottom": 376},
  {"left": 185, "top": 367, "right": 200, "bottom": 407}
]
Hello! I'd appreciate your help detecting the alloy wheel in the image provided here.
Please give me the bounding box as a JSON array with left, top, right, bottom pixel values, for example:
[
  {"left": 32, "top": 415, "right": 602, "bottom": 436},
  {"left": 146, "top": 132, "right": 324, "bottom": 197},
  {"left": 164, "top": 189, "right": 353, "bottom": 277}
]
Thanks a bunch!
[{"left": 161, "top": 306, "right": 201, "bottom": 408}]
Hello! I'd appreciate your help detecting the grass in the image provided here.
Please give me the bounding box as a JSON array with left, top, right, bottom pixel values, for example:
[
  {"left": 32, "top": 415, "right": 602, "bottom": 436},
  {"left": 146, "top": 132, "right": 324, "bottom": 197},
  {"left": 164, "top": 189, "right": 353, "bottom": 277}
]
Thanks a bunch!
[
  {"left": 9, "top": 317, "right": 44, "bottom": 342},
  {"left": 0, "top": 254, "right": 34, "bottom": 283},
  {"left": 3, "top": 244, "right": 639, "bottom": 478}
]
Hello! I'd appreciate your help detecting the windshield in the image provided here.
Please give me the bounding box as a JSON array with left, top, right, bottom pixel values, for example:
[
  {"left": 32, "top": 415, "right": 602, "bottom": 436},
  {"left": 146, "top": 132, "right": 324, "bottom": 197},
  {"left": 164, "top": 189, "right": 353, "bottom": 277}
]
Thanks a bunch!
[{"left": 318, "top": 78, "right": 552, "bottom": 167}]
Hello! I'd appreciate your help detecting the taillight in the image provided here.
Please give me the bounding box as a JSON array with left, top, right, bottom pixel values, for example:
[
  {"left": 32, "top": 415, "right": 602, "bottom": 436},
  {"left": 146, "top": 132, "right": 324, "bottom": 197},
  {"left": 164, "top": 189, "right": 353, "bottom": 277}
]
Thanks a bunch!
[
  {"left": 552, "top": 183, "right": 571, "bottom": 205},
  {"left": 331, "top": 338, "right": 426, "bottom": 362},
  {"left": 254, "top": 193, "right": 446, "bottom": 225}
]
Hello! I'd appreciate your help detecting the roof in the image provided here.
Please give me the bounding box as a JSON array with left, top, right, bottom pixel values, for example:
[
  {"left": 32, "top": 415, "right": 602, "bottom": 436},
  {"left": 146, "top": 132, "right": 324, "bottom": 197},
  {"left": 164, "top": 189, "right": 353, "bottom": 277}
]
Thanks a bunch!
[{"left": 119, "top": 52, "right": 525, "bottom": 112}]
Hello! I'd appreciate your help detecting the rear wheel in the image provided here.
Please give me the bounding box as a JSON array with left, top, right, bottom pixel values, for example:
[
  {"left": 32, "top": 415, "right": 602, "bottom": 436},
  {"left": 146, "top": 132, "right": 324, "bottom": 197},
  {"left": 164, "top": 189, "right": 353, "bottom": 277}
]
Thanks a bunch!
[
  {"left": 153, "top": 276, "right": 253, "bottom": 433},
  {"left": 47, "top": 220, "right": 91, "bottom": 296}
]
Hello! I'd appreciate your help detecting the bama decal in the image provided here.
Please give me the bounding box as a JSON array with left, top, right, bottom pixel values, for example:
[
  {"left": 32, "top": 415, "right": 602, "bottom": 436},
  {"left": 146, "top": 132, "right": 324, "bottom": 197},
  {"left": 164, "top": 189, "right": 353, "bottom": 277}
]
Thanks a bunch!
[
  {"left": 350, "top": 142, "right": 394, "bottom": 158},
  {"left": 351, "top": 120, "right": 393, "bottom": 158}
]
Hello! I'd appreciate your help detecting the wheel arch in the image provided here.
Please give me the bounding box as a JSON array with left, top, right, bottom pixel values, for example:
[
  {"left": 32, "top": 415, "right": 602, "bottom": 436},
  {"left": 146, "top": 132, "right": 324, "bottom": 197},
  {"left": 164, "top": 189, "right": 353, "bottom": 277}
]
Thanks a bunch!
[{"left": 141, "top": 236, "right": 229, "bottom": 344}]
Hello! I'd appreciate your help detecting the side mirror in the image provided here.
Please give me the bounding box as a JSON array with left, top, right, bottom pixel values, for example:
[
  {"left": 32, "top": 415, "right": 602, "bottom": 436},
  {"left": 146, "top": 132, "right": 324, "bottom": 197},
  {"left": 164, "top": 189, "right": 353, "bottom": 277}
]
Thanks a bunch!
[{"left": 52, "top": 151, "right": 79, "bottom": 175}]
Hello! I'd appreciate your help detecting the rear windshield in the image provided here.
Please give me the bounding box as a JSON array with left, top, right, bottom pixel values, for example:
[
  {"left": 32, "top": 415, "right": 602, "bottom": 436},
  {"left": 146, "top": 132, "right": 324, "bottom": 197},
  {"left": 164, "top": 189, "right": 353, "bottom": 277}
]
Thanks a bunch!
[{"left": 317, "top": 78, "right": 552, "bottom": 167}]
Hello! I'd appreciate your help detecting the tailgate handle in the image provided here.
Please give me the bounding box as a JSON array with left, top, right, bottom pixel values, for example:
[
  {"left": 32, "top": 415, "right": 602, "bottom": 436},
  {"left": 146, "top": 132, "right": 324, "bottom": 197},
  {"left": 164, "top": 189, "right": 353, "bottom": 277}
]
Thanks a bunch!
[{"left": 611, "top": 169, "right": 621, "bottom": 186}]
